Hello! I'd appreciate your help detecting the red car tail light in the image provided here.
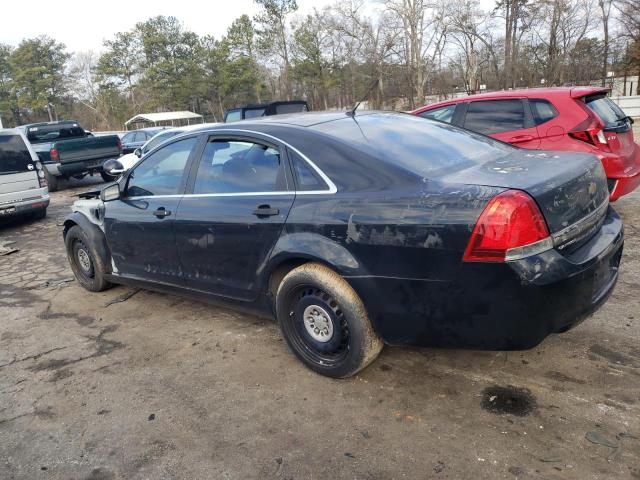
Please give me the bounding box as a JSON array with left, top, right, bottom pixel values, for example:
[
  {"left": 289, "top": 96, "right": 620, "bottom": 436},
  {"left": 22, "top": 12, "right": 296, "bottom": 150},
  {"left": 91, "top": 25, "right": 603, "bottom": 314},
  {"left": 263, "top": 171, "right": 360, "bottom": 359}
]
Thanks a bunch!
[
  {"left": 50, "top": 147, "right": 60, "bottom": 162},
  {"left": 568, "top": 126, "right": 608, "bottom": 148},
  {"left": 116, "top": 137, "right": 123, "bottom": 153},
  {"left": 463, "top": 190, "right": 552, "bottom": 262}
]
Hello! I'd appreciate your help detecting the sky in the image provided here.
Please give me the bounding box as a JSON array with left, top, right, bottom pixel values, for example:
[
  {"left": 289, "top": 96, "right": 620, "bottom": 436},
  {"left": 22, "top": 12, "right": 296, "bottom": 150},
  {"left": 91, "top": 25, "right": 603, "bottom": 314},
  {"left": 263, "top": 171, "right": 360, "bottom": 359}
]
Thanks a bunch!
[
  {"left": 0, "top": 0, "right": 337, "bottom": 53},
  {"left": 2, "top": 0, "right": 499, "bottom": 54}
]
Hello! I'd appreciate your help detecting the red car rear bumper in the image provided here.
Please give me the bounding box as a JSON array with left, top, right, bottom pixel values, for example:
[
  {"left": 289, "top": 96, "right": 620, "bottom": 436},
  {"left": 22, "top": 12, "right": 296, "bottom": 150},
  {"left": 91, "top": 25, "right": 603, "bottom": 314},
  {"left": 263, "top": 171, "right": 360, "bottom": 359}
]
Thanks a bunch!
[{"left": 607, "top": 144, "right": 640, "bottom": 201}]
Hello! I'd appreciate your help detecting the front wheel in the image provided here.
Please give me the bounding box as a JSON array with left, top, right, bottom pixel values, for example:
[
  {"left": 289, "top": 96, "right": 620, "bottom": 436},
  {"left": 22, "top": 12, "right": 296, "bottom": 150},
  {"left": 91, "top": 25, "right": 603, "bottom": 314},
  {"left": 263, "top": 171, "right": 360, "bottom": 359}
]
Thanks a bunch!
[
  {"left": 64, "top": 225, "right": 113, "bottom": 292},
  {"left": 276, "top": 263, "right": 383, "bottom": 378}
]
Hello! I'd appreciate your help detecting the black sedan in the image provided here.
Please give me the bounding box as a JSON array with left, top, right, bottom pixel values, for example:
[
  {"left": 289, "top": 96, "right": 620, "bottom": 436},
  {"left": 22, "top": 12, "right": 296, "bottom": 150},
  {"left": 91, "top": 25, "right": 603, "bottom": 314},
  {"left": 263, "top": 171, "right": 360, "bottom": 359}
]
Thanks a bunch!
[{"left": 62, "top": 112, "right": 623, "bottom": 378}]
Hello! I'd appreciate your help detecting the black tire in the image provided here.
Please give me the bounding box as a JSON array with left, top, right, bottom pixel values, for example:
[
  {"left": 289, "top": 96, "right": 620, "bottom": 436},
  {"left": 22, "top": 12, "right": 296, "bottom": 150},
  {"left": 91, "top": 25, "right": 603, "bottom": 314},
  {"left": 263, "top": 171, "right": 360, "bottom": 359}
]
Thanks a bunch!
[
  {"left": 276, "top": 263, "right": 383, "bottom": 378},
  {"left": 100, "top": 171, "right": 118, "bottom": 183},
  {"left": 44, "top": 168, "right": 58, "bottom": 192},
  {"left": 31, "top": 207, "right": 47, "bottom": 220},
  {"left": 64, "top": 225, "right": 113, "bottom": 292}
]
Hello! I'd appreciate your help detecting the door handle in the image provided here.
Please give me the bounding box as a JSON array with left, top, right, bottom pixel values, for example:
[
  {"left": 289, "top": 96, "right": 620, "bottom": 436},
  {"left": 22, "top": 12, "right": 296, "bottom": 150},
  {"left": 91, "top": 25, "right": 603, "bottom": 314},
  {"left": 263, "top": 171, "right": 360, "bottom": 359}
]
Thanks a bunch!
[
  {"left": 509, "top": 134, "right": 535, "bottom": 142},
  {"left": 153, "top": 207, "right": 171, "bottom": 218},
  {"left": 252, "top": 205, "right": 280, "bottom": 218}
]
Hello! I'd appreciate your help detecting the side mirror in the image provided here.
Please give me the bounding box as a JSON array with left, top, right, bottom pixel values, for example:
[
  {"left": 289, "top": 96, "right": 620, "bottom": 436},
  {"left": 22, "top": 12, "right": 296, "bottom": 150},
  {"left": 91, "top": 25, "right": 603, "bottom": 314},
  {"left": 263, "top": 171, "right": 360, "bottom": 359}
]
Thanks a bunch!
[
  {"left": 103, "top": 158, "right": 125, "bottom": 176},
  {"left": 134, "top": 148, "right": 142, "bottom": 158},
  {"left": 100, "top": 183, "right": 120, "bottom": 202}
]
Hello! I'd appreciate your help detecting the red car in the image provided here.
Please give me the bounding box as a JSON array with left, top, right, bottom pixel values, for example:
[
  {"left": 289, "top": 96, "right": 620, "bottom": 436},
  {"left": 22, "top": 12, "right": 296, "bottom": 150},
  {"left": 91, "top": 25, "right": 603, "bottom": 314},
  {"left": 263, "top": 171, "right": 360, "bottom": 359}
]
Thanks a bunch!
[{"left": 412, "top": 87, "right": 640, "bottom": 201}]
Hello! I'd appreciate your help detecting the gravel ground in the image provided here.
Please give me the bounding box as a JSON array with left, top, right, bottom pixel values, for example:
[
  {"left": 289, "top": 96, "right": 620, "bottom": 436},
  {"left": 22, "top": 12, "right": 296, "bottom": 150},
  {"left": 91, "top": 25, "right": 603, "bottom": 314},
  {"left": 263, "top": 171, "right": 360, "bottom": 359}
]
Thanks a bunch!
[{"left": 0, "top": 172, "right": 639, "bottom": 480}]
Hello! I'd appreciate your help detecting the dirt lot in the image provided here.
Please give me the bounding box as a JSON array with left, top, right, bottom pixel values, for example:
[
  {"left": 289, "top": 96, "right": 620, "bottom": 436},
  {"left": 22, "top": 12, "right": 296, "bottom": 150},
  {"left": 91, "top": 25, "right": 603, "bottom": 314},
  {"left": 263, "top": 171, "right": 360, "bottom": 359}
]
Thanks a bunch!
[{"left": 0, "top": 173, "right": 639, "bottom": 480}]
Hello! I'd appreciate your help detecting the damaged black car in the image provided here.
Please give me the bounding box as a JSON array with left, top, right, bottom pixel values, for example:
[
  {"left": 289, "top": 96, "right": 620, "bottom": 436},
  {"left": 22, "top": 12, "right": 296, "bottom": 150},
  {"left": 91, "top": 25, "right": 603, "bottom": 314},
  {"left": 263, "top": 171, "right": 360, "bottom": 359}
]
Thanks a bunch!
[{"left": 63, "top": 112, "right": 623, "bottom": 378}]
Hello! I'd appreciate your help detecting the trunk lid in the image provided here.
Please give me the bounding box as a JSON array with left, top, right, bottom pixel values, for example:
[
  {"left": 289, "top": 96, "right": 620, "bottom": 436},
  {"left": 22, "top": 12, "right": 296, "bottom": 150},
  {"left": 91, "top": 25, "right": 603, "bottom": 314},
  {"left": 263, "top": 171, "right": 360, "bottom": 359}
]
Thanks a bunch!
[{"left": 437, "top": 149, "right": 609, "bottom": 236}]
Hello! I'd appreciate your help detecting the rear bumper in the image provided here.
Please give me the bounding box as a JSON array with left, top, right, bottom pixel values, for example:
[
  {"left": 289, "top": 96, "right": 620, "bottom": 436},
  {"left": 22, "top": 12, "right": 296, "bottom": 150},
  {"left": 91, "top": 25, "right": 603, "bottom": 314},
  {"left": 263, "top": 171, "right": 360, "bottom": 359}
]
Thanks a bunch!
[
  {"left": 0, "top": 192, "right": 49, "bottom": 217},
  {"left": 606, "top": 144, "right": 640, "bottom": 201},
  {"left": 348, "top": 207, "right": 624, "bottom": 349},
  {"left": 56, "top": 157, "right": 120, "bottom": 176},
  {"left": 609, "top": 170, "right": 640, "bottom": 201}
]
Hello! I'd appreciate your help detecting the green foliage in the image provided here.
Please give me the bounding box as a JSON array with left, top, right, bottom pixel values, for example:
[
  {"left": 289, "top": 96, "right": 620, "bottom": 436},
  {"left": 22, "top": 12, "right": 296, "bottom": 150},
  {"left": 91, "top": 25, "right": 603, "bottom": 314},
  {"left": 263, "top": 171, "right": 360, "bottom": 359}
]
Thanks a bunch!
[{"left": 1, "top": 36, "right": 69, "bottom": 123}]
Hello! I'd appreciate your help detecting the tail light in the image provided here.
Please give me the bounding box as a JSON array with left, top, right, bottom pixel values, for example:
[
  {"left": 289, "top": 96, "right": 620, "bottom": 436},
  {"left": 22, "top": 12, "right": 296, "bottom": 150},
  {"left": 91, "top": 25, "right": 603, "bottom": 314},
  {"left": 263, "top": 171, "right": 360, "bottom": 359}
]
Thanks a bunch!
[
  {"left": 463, "top": 190, "right": 553, "bottom": 262},
  {"left": 568, "top": 126, "right": 608, "bottom": 148},
  {"left": 35, "top": 161, "right": 47, "bottom": 188},
  {"left": 569, "top": 104, "right": 610, "bottom": 151},
  {"left": 116, "top": 137, "right": 123, "bottom": 154},
  {"left": 50, "top": 147, "right": 60, "bottom": 162}
]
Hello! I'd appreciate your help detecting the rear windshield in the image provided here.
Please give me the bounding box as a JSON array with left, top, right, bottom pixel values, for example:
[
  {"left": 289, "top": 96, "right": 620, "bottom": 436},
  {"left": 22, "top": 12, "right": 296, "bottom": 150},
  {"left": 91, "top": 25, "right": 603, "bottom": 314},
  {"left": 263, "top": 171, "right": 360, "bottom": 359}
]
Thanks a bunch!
[
  {"left": 26, "top": 123, "right": 86, "bottom": 143},
  {"left": 0, "top": 134, "right": 33, "bottom": 174},
  {"left": 313, "top": 113, "right": 514, "bottom": 178},
  {"left": 585, "top": 94, "right": 628, "bottom": 130}
]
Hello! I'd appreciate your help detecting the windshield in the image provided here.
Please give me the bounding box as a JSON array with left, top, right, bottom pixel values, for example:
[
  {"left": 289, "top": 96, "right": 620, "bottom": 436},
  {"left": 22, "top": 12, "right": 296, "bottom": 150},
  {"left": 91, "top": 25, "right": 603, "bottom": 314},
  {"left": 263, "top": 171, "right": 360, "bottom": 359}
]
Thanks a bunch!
[
  {"left": 25, "top": 123, "right": 85, "bottom": 143},
  {"left": 143, "top": 131, "right": 182, "bottom": 153},
  {"left": 0, "top": 134, "right": 33, "bottom": 174},
  {"left": 585, "top": 94, "right": 629, "bottom": 130}
]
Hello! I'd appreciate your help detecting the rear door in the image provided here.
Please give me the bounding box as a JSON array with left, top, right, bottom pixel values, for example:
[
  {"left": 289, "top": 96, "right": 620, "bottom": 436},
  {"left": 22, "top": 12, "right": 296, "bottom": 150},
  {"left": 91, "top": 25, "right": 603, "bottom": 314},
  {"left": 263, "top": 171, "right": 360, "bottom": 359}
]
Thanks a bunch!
[
  {"left": 462, "top": 99, "right": 541, "bottom": 148},
  {"left": 174, "top": 133, "right": 295, "bottom": 300},
  {"left": 0, "top": 133, "right": 40, "bottom": 213},
  {"left": 104, "top": 135, "right": 200, "bottom": 285}
]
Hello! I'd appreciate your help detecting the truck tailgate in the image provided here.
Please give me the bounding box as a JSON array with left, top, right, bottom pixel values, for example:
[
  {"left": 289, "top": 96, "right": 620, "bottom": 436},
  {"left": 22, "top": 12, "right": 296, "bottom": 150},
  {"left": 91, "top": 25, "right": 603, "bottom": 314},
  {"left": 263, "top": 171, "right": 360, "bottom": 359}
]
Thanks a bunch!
[{"left": 56, "top": 136, "right": 121, "bottom": 164}]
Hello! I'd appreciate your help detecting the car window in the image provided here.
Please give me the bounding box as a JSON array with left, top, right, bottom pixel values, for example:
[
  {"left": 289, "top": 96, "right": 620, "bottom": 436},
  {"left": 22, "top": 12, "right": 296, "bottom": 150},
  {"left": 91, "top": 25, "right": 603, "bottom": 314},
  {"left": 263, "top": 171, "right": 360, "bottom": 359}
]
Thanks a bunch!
[
  {"left": 290, "top": 151, "right": 326, "bottom": 191},
  {"left": 225, "top": 110, "right": 242, "bottom": 122},
  {"left": 122, "top": 132, "right": 136, "bottom": 143},
  {"left": 133, "top": 131, "right": 147, "bottom": 142},
  {"left": 464, "top": 99, "right": 525, "bottom": 134},
  {"left": 0, "top": 134, "right": 33, "bottom": 174},
  {"left": 419, "top": 105, "right": 456, "bottom": 124},
  {"left": 530, "top": 99, "right": 558, "bottom": 125},
  {"left": 244, "top": 108, "right": 266, "bottom": 119},
  {"left": 126, "top": 137, "right": 197, "bottom": 197},
  {"left": 276, "top": 103, "right": 308, "bottom": 114},
  {"left": 585, "top": 94, "right": 628, "bottom": 129},
  {"left": 193, "top": 139, "right": 285, "bottom": 194},
  {"left": 26, "top": 124, "right": 85, "bottom": 143}
]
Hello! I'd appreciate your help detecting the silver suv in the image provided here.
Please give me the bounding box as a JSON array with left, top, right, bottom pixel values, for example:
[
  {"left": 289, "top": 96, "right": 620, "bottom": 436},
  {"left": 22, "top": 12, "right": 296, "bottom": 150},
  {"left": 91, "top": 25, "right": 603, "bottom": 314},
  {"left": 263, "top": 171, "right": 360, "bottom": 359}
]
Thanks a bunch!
[{"left": 0, "top": 129, "right": 49, "bottom": 219}]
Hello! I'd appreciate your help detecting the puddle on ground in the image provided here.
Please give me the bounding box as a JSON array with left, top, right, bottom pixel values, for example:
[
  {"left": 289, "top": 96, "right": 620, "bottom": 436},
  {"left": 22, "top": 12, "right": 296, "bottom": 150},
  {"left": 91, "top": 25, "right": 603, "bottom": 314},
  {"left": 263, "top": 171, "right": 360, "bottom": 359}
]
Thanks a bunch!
[{"left": 481, "top": 385, "right": 536, "bottom": 416}]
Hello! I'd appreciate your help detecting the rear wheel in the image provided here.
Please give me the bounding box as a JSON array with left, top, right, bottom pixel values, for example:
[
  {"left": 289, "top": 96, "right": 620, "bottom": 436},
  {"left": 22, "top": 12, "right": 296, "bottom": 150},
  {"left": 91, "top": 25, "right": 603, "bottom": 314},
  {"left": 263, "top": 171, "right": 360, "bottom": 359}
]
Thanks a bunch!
[
  {"left": 44, "top": 168, "right": 58, "bottom": 192},
  {"left": 64, "top": 225, "right": 112, "bottom": 292},
  {"left": 31, "top": 207, "right": 47, "bottom": 220},
  {"left": 276, "top": 263, "right": 383, "bottom": 378}
]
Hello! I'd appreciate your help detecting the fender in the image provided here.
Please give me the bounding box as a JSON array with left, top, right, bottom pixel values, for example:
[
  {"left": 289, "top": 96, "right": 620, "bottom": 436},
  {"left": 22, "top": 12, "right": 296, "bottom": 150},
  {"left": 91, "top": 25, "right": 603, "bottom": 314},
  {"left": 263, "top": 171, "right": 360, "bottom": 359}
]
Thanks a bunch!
[
  {"left": 258, "top": 231, "right": 368, "bottom": 293},
  {"left": 63, "top": 212, "right": 112, "bottom": 274}
]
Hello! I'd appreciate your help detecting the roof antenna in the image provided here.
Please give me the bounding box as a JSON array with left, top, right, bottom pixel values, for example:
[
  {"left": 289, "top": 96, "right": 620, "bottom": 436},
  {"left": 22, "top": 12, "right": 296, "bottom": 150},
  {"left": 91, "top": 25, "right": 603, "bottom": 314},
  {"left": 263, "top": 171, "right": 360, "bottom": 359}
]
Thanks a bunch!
[{"left": 347, "top": 78, "right": 379, "bottom": 117}]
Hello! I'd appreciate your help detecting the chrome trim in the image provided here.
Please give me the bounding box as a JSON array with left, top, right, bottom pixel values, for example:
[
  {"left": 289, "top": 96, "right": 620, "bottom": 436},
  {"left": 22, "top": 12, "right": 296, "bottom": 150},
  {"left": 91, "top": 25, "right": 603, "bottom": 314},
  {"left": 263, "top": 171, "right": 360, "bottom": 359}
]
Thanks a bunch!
[
  {"left": 125, "top": 128, "right": 338, "bottom": 200},
  {"left": 551, "top": 200, "right": 609, "bottom": 249},
  {"left": 505, "top": 236, "right": 554, "bottom": 261}
]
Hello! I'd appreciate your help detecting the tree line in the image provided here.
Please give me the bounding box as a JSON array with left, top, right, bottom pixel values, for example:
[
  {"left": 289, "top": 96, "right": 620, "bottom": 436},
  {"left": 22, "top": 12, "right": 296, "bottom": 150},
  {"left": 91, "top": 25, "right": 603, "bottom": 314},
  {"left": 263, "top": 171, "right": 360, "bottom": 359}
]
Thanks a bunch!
[{"left": 0, "top": 0, "right": 638, "bottom": 130}]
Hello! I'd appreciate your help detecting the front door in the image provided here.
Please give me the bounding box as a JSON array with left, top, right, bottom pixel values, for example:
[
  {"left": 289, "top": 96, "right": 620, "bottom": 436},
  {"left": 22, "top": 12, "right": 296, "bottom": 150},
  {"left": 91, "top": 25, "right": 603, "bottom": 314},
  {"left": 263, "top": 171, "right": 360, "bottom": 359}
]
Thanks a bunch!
[
  {"left": 174, "top": 135, "right": 295, "bottom": 300},
  {"left": 104, "top": 136, "right": 199, "bottom": 285}
]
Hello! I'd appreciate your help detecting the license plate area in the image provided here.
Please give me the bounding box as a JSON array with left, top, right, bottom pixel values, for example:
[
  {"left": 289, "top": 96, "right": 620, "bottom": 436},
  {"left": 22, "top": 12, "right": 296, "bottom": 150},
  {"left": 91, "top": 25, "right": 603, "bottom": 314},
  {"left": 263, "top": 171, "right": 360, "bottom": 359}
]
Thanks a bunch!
[{"left": 0, "top": 206, "right": 17, "bottom": 215}]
